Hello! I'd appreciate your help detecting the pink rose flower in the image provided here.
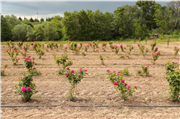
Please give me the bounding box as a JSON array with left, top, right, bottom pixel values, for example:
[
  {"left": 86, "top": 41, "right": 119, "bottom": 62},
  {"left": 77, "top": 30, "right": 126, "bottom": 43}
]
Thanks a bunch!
[
  {"left": 114, "top": 82, "right": 118, "bottom": 85},
  {"left": 117, "top": 73, "right": 119, "bottom": 76},
  {"left": 65, "top": 73, "right": 68, "bottom": 77},
  {"left": 28, "top": 55, "right": 31, "bottom": 58},
  {"left": 26, "top": 87, "right": 31, "bottom": 91},
  {"left": 2, "top": 69, "right": 4, "bottom": 72},
  {"left": 78, "top": 75, "right": 81, "bottom": 77},
  {"left": 121, "top": 79, "right": 124, "bottom": 83},
  {"left": 85, "top": 69, "right": 87, "bottom": 72},
  {"left": 106, "top": 69, "right": 110, "bottom": 72},
  {"left": 134, "top": 85, "right": 137, "bottom": 88},
  {"left": 21, "top": 78, "right": 24, "bottom": 80},
  {"left": 71, "top": 70, "right": 74, "bottom": 73},
  {"left": 21, "top": 87, "right": 26, "bottom": 92},
  {"left": 79, "top": 69, "right": 82, "bottom": 72},
  {"left": 126, "top": 85, "right": 130, "bottom": 89}
]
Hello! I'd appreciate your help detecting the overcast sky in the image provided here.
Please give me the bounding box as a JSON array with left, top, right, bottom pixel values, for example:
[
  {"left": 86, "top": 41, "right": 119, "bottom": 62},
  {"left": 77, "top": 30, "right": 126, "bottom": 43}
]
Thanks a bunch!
[{"left": 1, "top": 0, "right": 171, "bottom": 20}]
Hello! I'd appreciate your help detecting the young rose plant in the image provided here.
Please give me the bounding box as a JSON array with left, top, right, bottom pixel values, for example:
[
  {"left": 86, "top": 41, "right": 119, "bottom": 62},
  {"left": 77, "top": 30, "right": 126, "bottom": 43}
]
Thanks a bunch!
[
  {"left": 99, "top": 55, "right": 105, "bottom": 65},
  {"left": 6, "top": 41, "right": 15, "bottom": 49},
  {"left": 24, "top": 55, "right": 40, "bottom": 76},
  {"left": 106, "top": 69, "right": 137, "bottom": 101},
  {"left": 21, "top": 52, "right": 27, "bottom": 57},
  {"left": 14, "top": 73, "right": 38, "bottom": 102},
  {"left": 137, "top": 44, "right": 145, "bottom": 56},
  {"left": 154, "top": 47, "right": 158, "bottom": 53},
  {"left": 36, "top": 48, "right": 45, "bottom": 59},
  {"left": 17, "top": 41, "right": 23, "bottom": 48},
  {"left": 141, "top": 64, "right": 150, "bottom": 76},
  {"left": 120, "top": 54, "right": 129, "bottom": 59},
  {"left": 115, "top": 48, "right": 119, "bottom": 54},
  {"left": 64, "top": 68, "right": 88, "bottom": 101},
  {"left": 145, "top": 48, "right": 149, "bottom": 55},
  {"left": 80, "top": 42, "right": 83, "bottom": 49},
  {"left": 1, "top": 64, "right": 8, "bottom": 76},
  {"left": 84, "top": 45, "right": 89, "bottom": 52},
  {"left": 102, "top": 47, "right": 106, "bottom": 52},
  {"left": 95, "top": 49, "right": 99, "bottom": 53},
  {"left": 23, "top": 44, "right": 30, "bottom": 52},
  {"left": 82, "top": 52, "right": 86, "bottom": 56},
  {"left": 174, "top": 46, "right": 179, "bottom": 56},
  {"left": 137, "top": 69, "right": 142, "bottom": 75},
  {"left": 109, "top": 41, "right": 113, "bottom": 46},
  {"left": 127, "top": 44, "right": 134, "bottom": 54},
  {"left": 55, "top": 53, "right": 73, "bottom": 75},
  {"left": 74, "top": 47, "right": 80, "bottom": 55},
  {"left": 102, "top": 42, "right": 107, "bottom": 48},
  {"left": 6, "top": 49, "right": 20, "bottom": 65},
  {"left": 151, "top": 51, "right": 160, "bottom": 64},
  {"left": 150, "top": 42, "right": 156, "bottom": 52},
  {"left": 118, "top": 68, "right": 130, "bottom": 76},
  {"left": 165, "top": 61, "right": 180, "bottom": 101},
  {"left": 120, "top": 45, "right": 124, "bottom": 52}
]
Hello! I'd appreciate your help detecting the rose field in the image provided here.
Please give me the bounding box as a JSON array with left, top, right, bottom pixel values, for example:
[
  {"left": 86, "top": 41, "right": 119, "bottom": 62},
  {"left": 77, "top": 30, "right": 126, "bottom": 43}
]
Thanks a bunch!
[{"left": 1, "top": 41, "right": 180, "bottom": 119}]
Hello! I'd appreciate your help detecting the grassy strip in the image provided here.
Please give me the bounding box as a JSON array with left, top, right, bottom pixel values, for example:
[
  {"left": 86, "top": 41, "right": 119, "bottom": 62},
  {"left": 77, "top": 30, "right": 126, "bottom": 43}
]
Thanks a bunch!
[{"left": 1, "top": 37, "right": 179, "bottom": 45}]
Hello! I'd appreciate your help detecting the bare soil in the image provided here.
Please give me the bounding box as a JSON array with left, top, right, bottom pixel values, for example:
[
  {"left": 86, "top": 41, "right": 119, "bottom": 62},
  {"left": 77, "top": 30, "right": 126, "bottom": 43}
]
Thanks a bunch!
[{"left": 1, "top": 42, "right": 180, "bottom": 119}]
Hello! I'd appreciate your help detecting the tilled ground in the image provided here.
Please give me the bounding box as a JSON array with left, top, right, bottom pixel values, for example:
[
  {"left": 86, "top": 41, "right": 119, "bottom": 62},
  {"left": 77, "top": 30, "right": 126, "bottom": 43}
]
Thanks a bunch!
[{"left": 1, "top": 42, "right": 180, "bottom": 119}]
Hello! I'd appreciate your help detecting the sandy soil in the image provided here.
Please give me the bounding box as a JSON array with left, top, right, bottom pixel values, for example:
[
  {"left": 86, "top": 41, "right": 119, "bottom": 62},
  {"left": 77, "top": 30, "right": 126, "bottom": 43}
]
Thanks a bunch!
[{"left": 1, "top": 41, "right": 180, "bottom": 119}]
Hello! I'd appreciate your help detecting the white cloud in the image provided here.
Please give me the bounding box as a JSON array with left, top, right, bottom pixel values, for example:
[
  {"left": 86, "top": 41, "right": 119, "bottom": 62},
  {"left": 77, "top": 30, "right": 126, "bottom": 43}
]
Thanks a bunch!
[{"left": 6, "top": 13, "right": 64, "bottom": 20}]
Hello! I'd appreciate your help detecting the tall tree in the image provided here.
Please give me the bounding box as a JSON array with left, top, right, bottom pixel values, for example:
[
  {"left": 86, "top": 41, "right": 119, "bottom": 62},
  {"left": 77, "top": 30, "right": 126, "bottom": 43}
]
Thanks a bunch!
[
  {"left": 12, "top": 23, "right": 32, "bottom": 41},
  {"left": 1, "top": 15, "right": 12, "bottom": 41},
  {"left": 34, "top": 18, "right": 39, "bottom": 22},
  {"left": 113, "top": 7, "right": 125, "bottom": 38},
  {"left": 40, "top": 18, "right": 44, "bottom": 22},
  {"left": 29, "top": 17, "right": 34, "bottom": 22},
  {"left": 167, "top": 1, "right": 180, "bottom": 30},
  {"left": 136, "top": 0, "right": 157, "bottom": 30},
  {"left": 62, "top": 11, "right": 81, "bottom": 41},
  {"left": 43, "top": 22, "right": 58, "bottom": 41},
  {"left": 19, "top": 17, "right": 22, "bottom": 21},
  {"left": 154, "top": 4, "right": 173, "bottom": 35},
  {"left": 4, "top": 14, "right": 21, "bottom": 29}
]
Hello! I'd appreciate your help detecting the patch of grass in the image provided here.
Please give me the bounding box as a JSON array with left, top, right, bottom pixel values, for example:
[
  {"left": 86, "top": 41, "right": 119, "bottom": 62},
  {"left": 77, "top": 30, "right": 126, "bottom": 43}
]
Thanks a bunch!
[
  {"left": 106, "top": 56, "right": 110, "bottom": 59},
  {"left": 94, "top": 73, "right": 106, "bottom": 79},
  {"left": 142, "top": 109, "right": 147, "bottom": 113}
]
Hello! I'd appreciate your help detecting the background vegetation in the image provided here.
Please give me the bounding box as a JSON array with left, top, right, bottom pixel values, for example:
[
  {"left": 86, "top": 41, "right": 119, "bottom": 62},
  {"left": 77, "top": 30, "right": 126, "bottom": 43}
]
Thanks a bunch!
[{"left": 1, "top": 1, "right": 180, "bottom": 42}]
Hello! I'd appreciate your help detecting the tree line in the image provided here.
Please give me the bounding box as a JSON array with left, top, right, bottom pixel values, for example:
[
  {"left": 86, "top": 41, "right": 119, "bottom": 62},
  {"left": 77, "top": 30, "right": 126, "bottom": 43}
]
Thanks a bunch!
[{"left": 1, "top": 1, "right": 180, "bottom": 42}]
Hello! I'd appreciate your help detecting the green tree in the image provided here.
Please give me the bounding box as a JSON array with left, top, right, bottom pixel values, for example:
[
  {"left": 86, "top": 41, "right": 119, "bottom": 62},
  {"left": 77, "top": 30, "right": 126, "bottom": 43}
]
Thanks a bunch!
[
  {"left": 34, "top": 24, "right": 45, "bottom": 41},
  {"left": 136, "top": 0, "right": 157, "bottom": 30},
  {"left": 40, "top": 18, "right": 44, "bottom": 22},
  {"left": 113, "top": 7, "right": 125, "bottom": 39},
  {"left": 62, "top": 11, "right": 81, "bottom": 41},
  {"left": 12, "top": 23, "right": 32, "bottom": 41},
  {"left": 154, "top": 4, "right": 173, "bottom": 34},
  {"left": 29, "top": 17, "right": 34, "bottom": 22},
  {"left": 34, "top": 18, "right": 39, "bottom": 22},
  {"left": 1, "top": 15, "right": 13, "bottom": 41},
  {"left": 4, "top": 14, "right": 21, "bottom": 29},
  {"left": 167, "top": 1, "right": 180, "bottom": 30},
  {"left": 51, "top": 16, "right": 63, "bottom": 40},
  {"left": 19, "top": 17, "right": 22, "bottom": 21},
  {"left": 43, "top": 22, "right": 58, "bottom": 41},
  {"left": 133, "top": 19, "right": 149, "bottom": 39}
]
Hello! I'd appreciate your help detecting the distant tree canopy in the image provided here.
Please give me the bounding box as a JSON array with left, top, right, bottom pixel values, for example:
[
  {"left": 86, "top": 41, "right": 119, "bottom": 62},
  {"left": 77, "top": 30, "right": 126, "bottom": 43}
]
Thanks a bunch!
[{"left": 1, "top": 1, "right": 180, "bottom": 42}]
